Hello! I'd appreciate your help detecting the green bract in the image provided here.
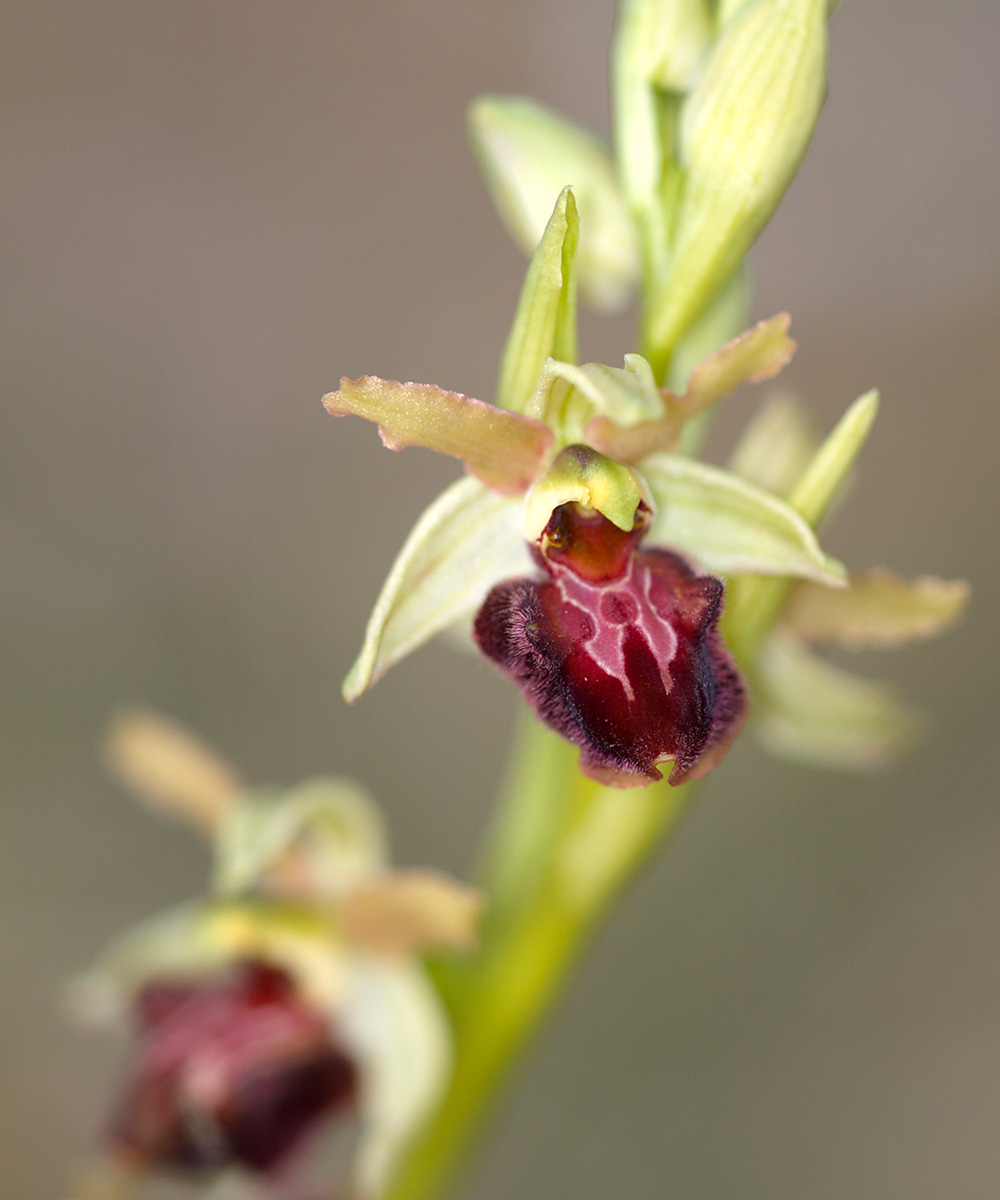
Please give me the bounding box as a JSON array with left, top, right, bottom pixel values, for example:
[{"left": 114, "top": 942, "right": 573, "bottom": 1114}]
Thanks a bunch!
[{"left": 722, "top": 392, "right": 968, "bottom": 769}]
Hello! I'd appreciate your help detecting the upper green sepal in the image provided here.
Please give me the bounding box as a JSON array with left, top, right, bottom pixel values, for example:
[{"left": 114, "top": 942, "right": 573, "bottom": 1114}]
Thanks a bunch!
[
  {"left": 470, "top": 97, "right": 640, "bottom": 313},
  {"left": 496, "top": 187, "right": 580, "bottom": 414}
]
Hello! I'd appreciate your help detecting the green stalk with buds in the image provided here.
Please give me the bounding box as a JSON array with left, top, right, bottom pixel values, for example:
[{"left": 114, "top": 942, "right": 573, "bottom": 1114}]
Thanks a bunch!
[{"left": 70, "top": 4, "right": 967, "bottom": 1200}]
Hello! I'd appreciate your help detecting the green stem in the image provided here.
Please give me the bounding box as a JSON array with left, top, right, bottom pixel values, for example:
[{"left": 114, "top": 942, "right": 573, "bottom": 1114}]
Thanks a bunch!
[{"left": 384, "top": 720, "right": 695, "bottom": 1200}]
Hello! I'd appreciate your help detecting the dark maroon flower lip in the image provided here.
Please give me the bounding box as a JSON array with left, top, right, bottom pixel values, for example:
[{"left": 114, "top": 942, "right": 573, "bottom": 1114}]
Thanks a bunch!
[
  {"left": 474, "top": 502, "right": 746, "bottom": 787},
  {"left": 108, "top": 960, "right": 357, "bottom": 1176}
]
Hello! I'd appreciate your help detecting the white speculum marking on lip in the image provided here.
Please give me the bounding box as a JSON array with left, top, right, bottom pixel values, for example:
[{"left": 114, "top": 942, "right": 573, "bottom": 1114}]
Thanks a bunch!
[{"left": 554, "top": 561, "right": 678, "bottom": 704}]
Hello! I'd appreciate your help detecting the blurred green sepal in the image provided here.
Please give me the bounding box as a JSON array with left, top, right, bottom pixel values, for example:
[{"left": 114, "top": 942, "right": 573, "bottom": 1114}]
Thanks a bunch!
[
  {"left": 213, "top": 777, "right": 387, "bottom": 900},
  {"left": 66, "top": 902, "right": 232, "bottom": 1025},
  {"left": 785, "top": 570, "right": 970, "bottom": 649},
  {"left": 344, "top": 954, "right": 453, "bottom": 1197},
  {"left": 754, "top": 629, "right": 922, "bottom": 769},
  {"left": 522, "top": 444, "right": 653, "bottom": 540},
  {"left": 727, "top": 390, "right": 819, "bottom": 496},
  {"left": 470, "top": 98, "right": 640, "bottom": 314},
  {"left": 646, "top": 0, "right": 828, "bottom": 364}
]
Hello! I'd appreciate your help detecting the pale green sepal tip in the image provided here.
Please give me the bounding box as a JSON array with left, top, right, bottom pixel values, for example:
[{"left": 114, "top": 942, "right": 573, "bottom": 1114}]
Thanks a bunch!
[
  {"left": 755, "top": 631, "right": 921, "bottom": 769},
  {"left": 648, "top": 0, "right": 827, "bottom": 358},
  {"left": 470, "top": 96, "right": 639, "bottom": 314},
  {"left": 523, "top": 445, "right": 652, "bottom": 541},
  {"left": 642, "top": 452, "right": 846, "bottom": 584},
  {"left": 714, "top": 0, "right": 756, "bottom": 25},
  {"left": 496, "top": 186, "right": 579, "bottom": 414},
  {"left": 213, "top": 779, "right": 386, "bottom": 899},
  {"left": 788, "top": 388, "right": 879, "bottom": 527},
  {"left": 343, "top": 477, "right": 529, "bottom": 702},
  {"left": 718, "top": 0, "right": 841, "bottom": 26}
]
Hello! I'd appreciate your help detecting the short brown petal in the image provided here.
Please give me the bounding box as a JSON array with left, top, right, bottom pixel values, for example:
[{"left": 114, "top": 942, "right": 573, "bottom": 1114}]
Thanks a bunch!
[
  {"left": 585, "top": 314, "right": 795, "bottom": 464},
  {"left": 341, "top": 871, "right": 483, "bottom": 956}
]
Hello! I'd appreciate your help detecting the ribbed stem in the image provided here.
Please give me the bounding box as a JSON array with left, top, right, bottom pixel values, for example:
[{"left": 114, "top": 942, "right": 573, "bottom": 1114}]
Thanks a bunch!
[{"left": 383, "top": 717, "right": 694, "bottom": 1200}]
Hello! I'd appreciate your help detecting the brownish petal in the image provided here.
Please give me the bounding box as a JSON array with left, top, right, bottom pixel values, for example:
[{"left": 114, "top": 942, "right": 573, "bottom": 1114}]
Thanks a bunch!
[
  {"left": 324, "top": 376, "right": 553, "bottom": 495},
  {"left": 585, "top": 314, "right": 795, "bottom": 465}
]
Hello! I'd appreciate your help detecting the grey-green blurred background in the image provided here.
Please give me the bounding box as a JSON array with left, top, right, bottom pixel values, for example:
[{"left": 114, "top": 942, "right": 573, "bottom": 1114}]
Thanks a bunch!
[{"left": 3, "top": 3, "right": 999, "bottom": 1197}]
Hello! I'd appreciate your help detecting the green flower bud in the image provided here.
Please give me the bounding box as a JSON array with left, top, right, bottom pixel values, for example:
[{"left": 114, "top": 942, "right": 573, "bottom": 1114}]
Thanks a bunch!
[
  {"left": 469, "top": 97, "right": 639, "bottom": 313},
  {"left": 612, "top": 0, "right": 712, "bottom": 301},
  {"left": 621, "top": 0, "right": 713, "bottom": 93},
  {"left": 647, "top": 0, "right": 827, "bottom": 361}
]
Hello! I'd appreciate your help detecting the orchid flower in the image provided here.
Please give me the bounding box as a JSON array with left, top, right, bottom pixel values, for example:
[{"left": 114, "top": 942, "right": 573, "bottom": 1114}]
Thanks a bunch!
[
  {"left": 325, "top": 188, "right": 853, "bottom": 787},
  {"left": 69, "top": 711, "right": 480, "bottom": 1200}
]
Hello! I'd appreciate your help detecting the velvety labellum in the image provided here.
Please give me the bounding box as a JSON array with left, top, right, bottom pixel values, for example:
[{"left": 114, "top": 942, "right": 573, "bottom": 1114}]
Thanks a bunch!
[
  {"left": 475, "top": 503, "right": 746, "bottom": 786},
  {"left": 109, "top": 961, "right": 357, "bottom": 1175}
]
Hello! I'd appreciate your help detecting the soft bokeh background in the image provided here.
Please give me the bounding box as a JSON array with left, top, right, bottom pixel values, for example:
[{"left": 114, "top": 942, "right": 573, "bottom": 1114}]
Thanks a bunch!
[{"left": 3, "top": 2, "right": 999, "bottom": 1197}]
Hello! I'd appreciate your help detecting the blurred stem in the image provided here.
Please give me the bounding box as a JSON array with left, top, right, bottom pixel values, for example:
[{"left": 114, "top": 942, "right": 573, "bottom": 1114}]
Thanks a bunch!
[{"left": 383, "top": 717, "right": 695, "bottom": 1200}]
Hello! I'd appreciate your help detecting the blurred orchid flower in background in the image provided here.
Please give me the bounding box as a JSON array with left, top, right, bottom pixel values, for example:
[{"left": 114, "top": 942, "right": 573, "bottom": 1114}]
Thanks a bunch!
[{"left": 68, "top": 711, "right": 480, "bottom": 1200}]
